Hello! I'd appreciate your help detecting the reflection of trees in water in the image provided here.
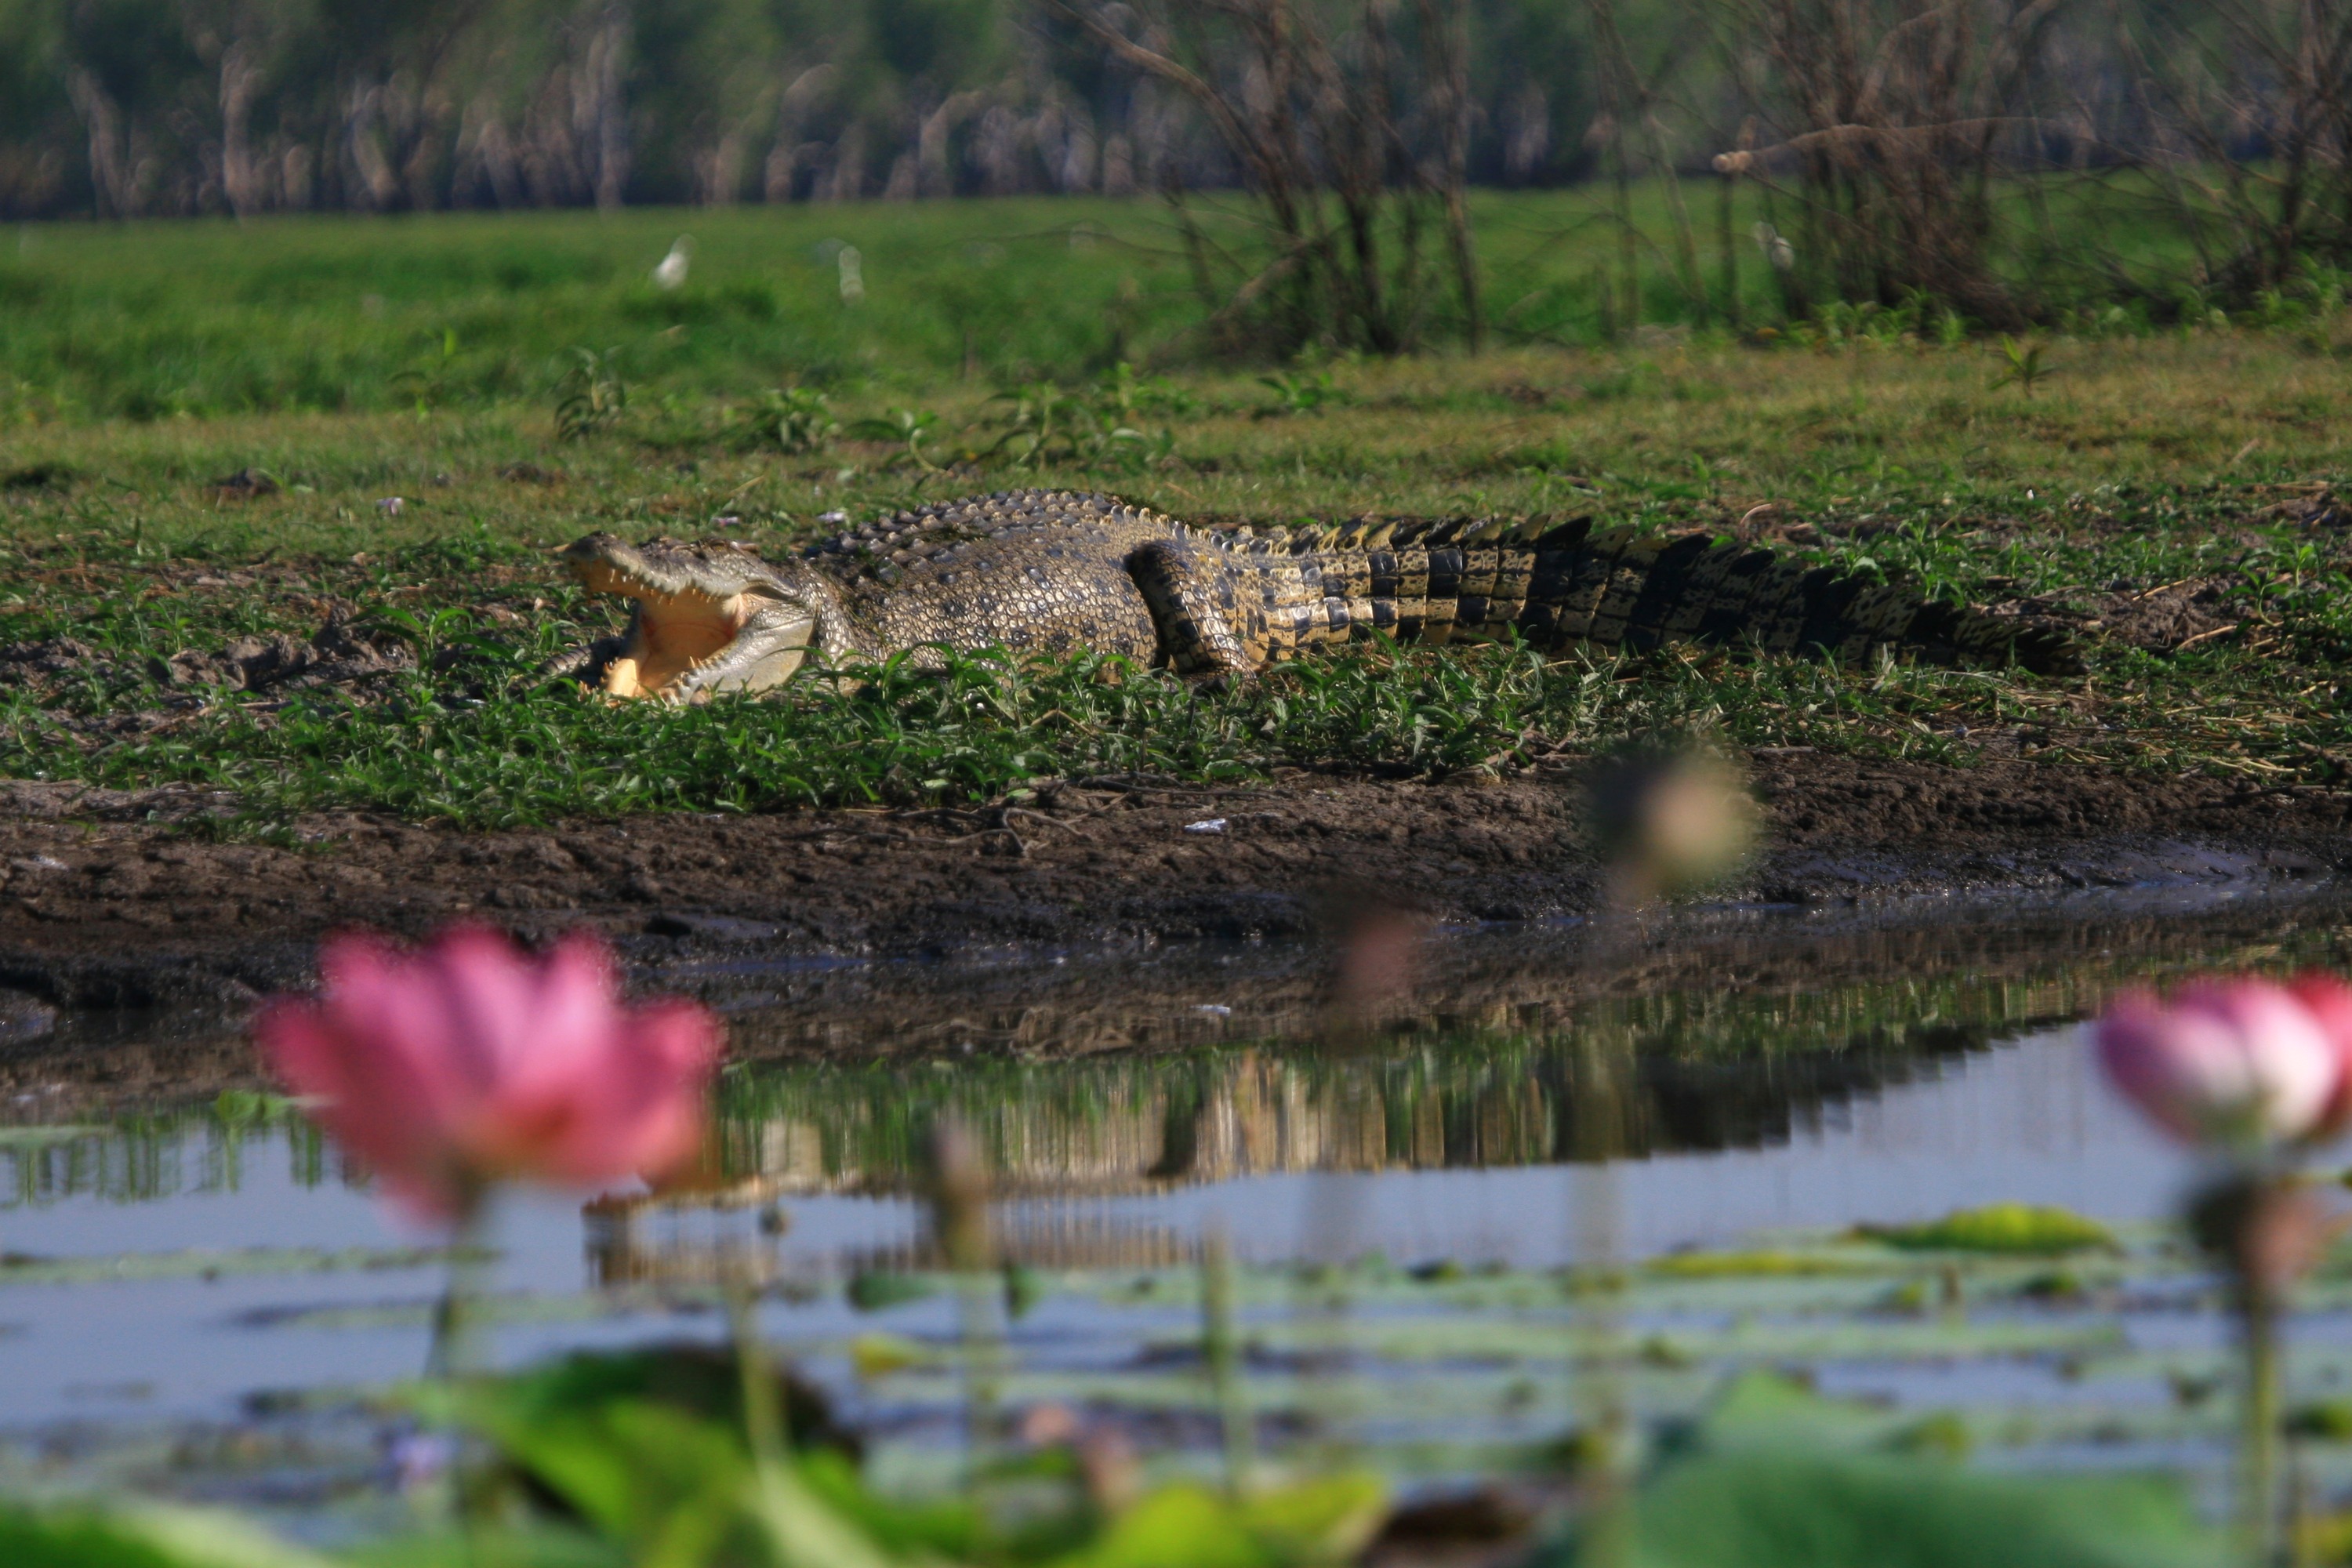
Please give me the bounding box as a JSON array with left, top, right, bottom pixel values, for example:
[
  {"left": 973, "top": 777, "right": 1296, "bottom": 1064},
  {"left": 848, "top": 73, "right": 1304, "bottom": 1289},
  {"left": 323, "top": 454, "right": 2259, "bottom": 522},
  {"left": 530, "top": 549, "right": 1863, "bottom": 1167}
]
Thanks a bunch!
[
  {"left": 0, "top": 1102, "right": 329, "bottom": 1209},
  {"left": 11, "top": 901, "right": 2349, "bottom": 1209},
  {"left": 710, "top": 975, "right": 2088, "bottom": 1197}
]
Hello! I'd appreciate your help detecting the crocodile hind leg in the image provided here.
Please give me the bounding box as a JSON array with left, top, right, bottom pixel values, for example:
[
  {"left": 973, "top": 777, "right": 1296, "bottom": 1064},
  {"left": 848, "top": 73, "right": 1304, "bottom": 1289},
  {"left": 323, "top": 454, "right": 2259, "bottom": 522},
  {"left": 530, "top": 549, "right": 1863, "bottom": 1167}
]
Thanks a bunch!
[{"left": 1126, "top": 539, "right": 1260, "bottom": 683}]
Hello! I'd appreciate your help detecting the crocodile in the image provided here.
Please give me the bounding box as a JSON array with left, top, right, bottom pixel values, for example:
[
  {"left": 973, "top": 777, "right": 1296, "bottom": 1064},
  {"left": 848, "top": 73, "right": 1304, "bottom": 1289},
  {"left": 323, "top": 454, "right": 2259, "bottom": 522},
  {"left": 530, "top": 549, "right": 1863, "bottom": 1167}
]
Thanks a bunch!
[{"left": 556, "top": 488, "right": 2079, "bottom": 702}]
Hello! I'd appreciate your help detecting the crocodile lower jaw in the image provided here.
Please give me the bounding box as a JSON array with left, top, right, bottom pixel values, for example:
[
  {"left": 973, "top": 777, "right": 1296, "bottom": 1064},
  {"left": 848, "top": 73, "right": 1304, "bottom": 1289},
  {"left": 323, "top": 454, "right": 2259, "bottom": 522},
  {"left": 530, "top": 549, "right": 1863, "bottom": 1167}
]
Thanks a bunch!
[{"left": 572, "top": 568, "right": 757, "bottom": 701}]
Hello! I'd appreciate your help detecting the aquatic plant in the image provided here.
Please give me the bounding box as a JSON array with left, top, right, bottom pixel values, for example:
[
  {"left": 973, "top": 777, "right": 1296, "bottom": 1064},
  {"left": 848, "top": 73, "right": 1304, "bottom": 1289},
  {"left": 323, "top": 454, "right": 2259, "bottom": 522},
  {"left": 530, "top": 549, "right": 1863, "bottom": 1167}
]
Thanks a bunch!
[
  {"left": 2098, "top": 977, "right": 2352, "bottom": 1150},
  {"left": 254, "top": 925, "right": 720, "bottom": 1225},
  {"left": 2096, "top": 974, "right": 2352, "bottom": 1563},
  {"left": 1584, "top": 744, "right": 1759, "bottom": 907},
  {"left": 255, "top": 924, "right": 719, "bottom": 1391}
]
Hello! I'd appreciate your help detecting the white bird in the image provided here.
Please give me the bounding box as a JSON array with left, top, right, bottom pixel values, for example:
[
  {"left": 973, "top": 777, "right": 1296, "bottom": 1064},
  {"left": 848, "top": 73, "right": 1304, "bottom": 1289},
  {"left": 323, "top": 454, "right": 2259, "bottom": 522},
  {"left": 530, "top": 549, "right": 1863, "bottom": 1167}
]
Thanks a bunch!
[{"left": 652, "top": 235, "right": 694, "bottom": 291}]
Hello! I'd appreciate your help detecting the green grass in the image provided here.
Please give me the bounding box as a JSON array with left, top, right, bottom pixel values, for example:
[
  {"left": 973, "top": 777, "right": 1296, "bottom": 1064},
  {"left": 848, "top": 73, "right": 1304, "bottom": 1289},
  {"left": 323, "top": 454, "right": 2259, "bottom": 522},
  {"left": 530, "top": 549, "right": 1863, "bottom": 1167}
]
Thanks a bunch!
[
  {"left": 2, "top": 200, "right": 2350, "bottom": 825},
  {"left": 8, "top": 182, "right": 2320, "bottom": 426}
]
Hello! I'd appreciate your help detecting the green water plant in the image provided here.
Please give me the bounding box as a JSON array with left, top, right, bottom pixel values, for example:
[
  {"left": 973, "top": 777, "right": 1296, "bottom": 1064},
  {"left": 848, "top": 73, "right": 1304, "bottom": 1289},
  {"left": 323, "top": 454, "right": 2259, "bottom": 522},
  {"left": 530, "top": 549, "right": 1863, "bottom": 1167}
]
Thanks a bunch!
[
  {"left": 1860, "top": 1203, "right": 2116, "bottom": 1255},
  {"left": 1568, "top": 1446, "right": 2223, "bottom": 1568}
]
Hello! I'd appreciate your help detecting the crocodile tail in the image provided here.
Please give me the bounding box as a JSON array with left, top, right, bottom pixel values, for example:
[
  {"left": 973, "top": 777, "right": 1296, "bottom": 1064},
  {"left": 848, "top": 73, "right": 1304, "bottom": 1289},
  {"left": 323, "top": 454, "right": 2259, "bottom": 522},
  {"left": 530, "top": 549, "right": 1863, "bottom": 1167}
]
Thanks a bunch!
[{"left": 1289, "top": 517, "right": 2080, "bottom": 675}]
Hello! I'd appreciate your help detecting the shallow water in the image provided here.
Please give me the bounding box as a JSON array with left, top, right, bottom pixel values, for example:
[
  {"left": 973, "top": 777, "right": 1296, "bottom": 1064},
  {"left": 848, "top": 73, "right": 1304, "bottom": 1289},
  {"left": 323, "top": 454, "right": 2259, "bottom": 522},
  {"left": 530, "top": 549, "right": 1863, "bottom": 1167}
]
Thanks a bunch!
[
  {"left": 0, "top": 1018, "right": 2178, "bottom": 1423},
  {"left": 8, "top": 895, "right": 2352, "bottom": 1521}
]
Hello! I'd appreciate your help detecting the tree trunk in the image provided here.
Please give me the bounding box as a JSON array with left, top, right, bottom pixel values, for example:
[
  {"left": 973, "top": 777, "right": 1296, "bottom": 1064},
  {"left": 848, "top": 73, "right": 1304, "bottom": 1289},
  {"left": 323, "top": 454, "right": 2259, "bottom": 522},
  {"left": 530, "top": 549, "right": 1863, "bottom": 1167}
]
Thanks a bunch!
[
  {"left": 220, "top": 42, "right": 264, "bottom": 218},
  {"left": 65, "top": 71, "right": 131, "bottom": 219},
  {"left": 587, "top": 2, "right": 630, "bottom": 212}
]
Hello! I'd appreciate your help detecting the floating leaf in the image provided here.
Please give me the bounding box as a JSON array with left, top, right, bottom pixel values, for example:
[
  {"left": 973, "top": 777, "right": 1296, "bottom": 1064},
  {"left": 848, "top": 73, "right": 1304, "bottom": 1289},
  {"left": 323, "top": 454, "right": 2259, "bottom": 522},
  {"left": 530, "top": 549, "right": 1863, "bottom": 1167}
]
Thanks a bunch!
[
  {"left": 849, "top": 1333, "right": 931, "bottom": 1381},
  {"left": 1859, "top": 1204, "right": 2117, "bottom": 1255},
  {"left": 1564, "top": 1447, "right": 2223, "bottom": 1568},
  {"left": 847, "top": 1270, "right": 935, "bottom": 1312}
]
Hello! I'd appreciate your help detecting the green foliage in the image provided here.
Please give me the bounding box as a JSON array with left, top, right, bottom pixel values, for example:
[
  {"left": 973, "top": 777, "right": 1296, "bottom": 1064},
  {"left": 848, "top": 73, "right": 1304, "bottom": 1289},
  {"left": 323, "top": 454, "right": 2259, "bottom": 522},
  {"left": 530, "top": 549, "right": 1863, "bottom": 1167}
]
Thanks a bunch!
[
  {"left": 13, "top": 590, "right": 1812, "bottom": 821},
  {"left": 1054, "top": 1480, "right": 1387, "bottom": 1568},
  {"left": 0, "top": 1506, "right": 188, "bottom": 1568},
  {"left": 981, "top": 383, "right": 1170, "bottom": 473},
  {"left": 0, "top": 1502, "right": 336, "bottom": 1568},
  {"left": 1991, "top": 336, "right": 2056, "bottom": 397},
  {"left": 844, "top": 407, "right": 946, "bottom": 470},
  {"left": 0, "top": 191, "right": 2332, "bottom": 432},
  {"left": 1566, "top": 1448, "right": 2224, "bottom": 1568},
  {"left": 555, "top": 349, "right": 630, "bottom": 441},
  {"left": 1544, "top": 1371, "right": 2226, "bottom": 1566},
  {"left": 1860, "top": 1204, "right": 2117, "bottom": 1256},
  {"left": 2288, "top": 1400, "right": 2352, "bottom": 1440},
  {"left": 1003, "top": 1261, "right": 1044, "bottom": 1320},
  {"left": 4, "top": 231, "right": 2352, "bottom": 812},
  {"left": 1255, "top": 371, "right": 1347, "bottom": 416},
  {"left": 1094, "top": 363, "right": 1200, "bottom": 423},
  {"left": 475, "top": 1344, "right": 858, "bottom": 1465},
  {"left": 495, "top": 1400, "right": 753, "bottom": 1562},
  {"left": 390, "top": 328, "right": 470, "bottom": 413},
  {"left": 437, "top": 1344, "right": 1384, "bottom": 1568},
  {"left": 742, "top": 387, "right": 839, "bottom": 455}
]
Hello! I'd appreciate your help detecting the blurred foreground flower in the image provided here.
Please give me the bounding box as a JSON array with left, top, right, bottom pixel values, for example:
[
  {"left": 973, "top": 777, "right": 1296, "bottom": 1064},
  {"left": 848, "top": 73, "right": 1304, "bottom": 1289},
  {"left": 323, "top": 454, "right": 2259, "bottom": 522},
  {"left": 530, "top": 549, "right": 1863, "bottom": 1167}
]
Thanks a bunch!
[
  {"left": 1587, "top": 746, "right": 1758, "bottom": 907},
  {"left": 1331, "top": 903, "right": 1425, "bottom": 1027},
  {"left": 255, "top": 926, "right": 720, "bottom": 1224},
  {"left": 2095, "top": 972, "right": 2352, "bottom": 1563},
  {"left": 2096, "top": 975, "right": 2352, "bottom": 1150}
]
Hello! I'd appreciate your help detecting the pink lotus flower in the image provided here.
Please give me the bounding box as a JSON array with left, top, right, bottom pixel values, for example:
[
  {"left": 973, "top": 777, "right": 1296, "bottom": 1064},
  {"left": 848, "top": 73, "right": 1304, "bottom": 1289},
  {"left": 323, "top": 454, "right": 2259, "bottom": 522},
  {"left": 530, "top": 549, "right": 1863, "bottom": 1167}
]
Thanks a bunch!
[
  {"left": 2096, "top": 975, "right": 2352, "bottom": 1149},
  {"left": 255, "top": 926, "right": 721, "bottom": 1222}
]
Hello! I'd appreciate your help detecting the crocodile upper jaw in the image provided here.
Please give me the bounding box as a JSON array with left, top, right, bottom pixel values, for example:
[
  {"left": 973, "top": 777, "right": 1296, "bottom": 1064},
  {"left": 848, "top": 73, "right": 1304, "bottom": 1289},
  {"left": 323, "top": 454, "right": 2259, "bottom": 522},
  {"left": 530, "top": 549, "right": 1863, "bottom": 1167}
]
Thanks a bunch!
[{"left": 564, "top": 542, "right": 768, "bottom": 700}]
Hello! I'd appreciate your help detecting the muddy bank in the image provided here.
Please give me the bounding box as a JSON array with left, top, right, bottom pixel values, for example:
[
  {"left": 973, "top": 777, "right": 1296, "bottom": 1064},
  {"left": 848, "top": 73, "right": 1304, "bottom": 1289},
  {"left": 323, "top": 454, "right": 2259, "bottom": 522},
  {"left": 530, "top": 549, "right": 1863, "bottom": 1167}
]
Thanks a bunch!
[
  {"left": 8, "top": 867, "right": 2352, "bottom": 1119},
  {"left": 1, "top": 747, "right": 2348, "bottom": 1016}
]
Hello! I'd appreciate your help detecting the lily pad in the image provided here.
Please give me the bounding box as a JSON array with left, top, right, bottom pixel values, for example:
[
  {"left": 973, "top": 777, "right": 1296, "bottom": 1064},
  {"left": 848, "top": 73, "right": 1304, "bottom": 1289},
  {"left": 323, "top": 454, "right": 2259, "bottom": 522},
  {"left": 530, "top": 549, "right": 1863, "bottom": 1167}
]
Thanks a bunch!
[
  {"left": 1564, "top": 1446, "right": 2226, "bottom": 1568},
  {"left": 1859, "top": 1205, "right": 2118, "bottom": 1256},
  {"left": 0, "top": 1246, "right": 454, "bottom": 1287},
  {"left": 847, "top": 1270, "right": 935, "bottom": 1312}
]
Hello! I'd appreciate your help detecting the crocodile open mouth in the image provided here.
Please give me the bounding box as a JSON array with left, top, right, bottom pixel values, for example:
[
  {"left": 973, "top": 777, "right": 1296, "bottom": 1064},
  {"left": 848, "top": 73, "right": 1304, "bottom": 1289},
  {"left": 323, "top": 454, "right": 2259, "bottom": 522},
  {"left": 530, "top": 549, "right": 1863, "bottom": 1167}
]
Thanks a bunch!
[{"left": 565, "top": 553, "right": 760, "bottom": 700}]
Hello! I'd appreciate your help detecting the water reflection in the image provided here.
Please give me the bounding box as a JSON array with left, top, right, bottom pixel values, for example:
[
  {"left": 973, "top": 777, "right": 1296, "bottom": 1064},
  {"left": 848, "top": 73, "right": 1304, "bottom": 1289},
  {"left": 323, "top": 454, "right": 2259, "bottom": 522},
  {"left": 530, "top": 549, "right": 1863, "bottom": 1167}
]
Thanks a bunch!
[
  {"left": 694, "top": 905, "right": 2347, "bottom": 1200},
  {"left": 11, "top": 897, "right": 2351, "bottom": 1219},
  {"left": 0, "top": 984, "right": 2002, "bottom": 1214},
  {"left": 7, "top": 898, "right": 2318, "bottom": 1437},
  {"left": 2, "top": 1111, "right": 332, "bottom": 1210}
]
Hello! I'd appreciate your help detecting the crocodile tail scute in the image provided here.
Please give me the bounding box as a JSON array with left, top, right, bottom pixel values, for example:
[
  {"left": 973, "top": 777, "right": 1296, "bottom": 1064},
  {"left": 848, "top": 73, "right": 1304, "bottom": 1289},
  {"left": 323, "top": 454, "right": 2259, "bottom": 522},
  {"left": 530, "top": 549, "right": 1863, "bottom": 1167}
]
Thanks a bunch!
[
  {"left": 1283, "top": 519, "right": 2081, "bottom": 675},
  {"left": 1565, "top": 528, "right": 2083, "bottom": 674}
]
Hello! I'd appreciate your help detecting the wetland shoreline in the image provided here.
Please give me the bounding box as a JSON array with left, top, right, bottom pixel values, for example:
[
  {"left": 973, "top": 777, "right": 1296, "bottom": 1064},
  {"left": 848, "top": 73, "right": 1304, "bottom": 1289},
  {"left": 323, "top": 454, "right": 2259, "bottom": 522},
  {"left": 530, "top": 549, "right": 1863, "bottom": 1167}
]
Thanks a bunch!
[{"left": 3, "top": 749, "right": 2347, "bottom": 995}]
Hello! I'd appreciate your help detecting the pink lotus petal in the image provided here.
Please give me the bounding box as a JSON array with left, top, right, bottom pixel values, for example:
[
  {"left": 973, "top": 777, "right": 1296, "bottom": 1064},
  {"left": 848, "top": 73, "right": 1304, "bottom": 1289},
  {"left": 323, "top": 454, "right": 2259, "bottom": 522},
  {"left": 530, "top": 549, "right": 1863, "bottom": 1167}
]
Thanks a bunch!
[
  {"left": 2097, "top": 977, "right": 2347, "bottom": 1149},
  {"left": 318, "top": 935, "right": 481, "bottom": 1135},
  {"left": 250, "top": 925, "right": 720, "bottom": 1227},
  {"left": 2096, "top": 993, "right": 2202, "bottom": 1142},
  {"left": 2290, "top": 972, "right": 2352, "bottom": 1141}
]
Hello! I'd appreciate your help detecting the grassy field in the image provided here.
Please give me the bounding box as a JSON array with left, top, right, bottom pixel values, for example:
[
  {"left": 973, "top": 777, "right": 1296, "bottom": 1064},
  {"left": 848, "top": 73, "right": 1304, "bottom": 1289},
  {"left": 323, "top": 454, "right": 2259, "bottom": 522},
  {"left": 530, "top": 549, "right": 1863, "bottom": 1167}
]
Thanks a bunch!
[
  {"left": 3, "top": 184, "right": 2286, "bottom": 424},
  {"left": 2, "top": 199, "right": 2350, "bottom": 826}
]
